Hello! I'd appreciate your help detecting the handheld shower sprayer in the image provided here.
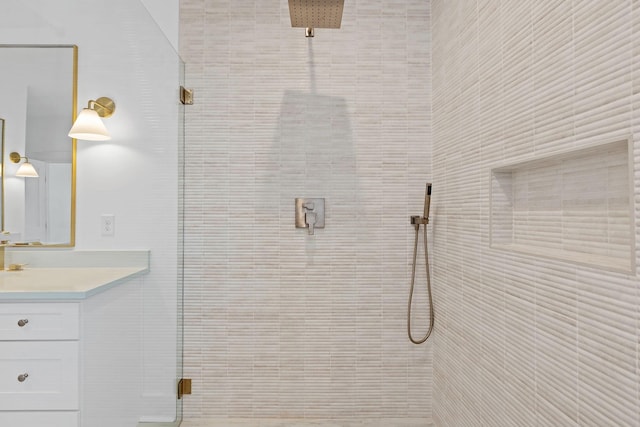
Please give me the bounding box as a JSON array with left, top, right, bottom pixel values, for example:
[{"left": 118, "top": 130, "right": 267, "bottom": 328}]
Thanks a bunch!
[
  {"left": 410, "top": 183, "right": 431, "bottom": 228},
  {"left": 423, "top": 183, "right": 432, "bottom": 220},
  {"left": 407, "top": 182, "right": 434, "bottom": 344}
]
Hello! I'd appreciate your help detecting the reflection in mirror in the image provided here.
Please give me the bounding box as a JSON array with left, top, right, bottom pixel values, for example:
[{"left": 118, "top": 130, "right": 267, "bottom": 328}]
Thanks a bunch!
[
  {"left": 0, "top": 45, "right": 76, "bottom": 246},
  {"left": 0, "top": 118, "right": 3, "bottom": 232}
]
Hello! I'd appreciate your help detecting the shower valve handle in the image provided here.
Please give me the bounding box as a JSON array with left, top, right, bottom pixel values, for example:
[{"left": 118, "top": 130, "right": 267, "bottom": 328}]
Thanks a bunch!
[{"left": 306, "top": 212, "right": 317, "bottom": 235}]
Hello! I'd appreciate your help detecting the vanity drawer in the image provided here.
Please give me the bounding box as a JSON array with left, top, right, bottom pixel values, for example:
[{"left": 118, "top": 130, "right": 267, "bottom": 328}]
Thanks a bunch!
[
  {"left": 0, "top": 302, "right": 79, "bottom": 340},
  {"left": 0, "top": 341, "right": 79, "bottom": 410},
  {"left": 0, "top": 411, "right": 78, "bottom": 427}
]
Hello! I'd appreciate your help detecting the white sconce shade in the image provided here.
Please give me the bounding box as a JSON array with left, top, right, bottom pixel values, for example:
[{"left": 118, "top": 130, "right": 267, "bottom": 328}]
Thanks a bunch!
[
  {"left": 16, "top": 161, "right": 39, "bottom": 178},
  {"left": 9, "top": 152, "right": 39, "bottom": 178},
  {"left": 68, "top": 108, "right": 111, "bottom": 141},
  {"left": 68, "top": 97, "right": 116, "bottom": 141}
]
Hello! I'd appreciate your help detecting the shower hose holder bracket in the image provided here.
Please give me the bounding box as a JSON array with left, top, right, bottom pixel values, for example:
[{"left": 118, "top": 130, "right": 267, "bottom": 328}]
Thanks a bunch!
[{"left": 410, "top": 215, "right": 429, "bottom": 225}]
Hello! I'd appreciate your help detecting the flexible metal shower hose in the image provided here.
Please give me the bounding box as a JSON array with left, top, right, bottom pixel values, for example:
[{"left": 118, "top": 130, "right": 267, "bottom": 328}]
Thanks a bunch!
[{"left": 407, "top": 223, "right": 434, "bottom": 344}]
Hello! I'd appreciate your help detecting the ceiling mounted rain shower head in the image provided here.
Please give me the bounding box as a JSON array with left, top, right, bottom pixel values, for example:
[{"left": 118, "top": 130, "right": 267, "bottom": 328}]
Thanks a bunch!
[{"left": 288, "top": 0, "right": 345, "bottom": 30}]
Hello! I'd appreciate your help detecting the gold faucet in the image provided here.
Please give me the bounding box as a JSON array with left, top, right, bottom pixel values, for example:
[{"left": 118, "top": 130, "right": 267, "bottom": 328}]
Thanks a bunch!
[{"left": 0, "top": 230, "right": 12, "bottom": 270}]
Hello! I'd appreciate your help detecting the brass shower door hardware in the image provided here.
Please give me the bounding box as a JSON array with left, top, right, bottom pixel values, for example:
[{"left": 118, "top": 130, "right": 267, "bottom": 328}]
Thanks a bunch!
[
  {"left": 177, "top": 378, "right": 192, "bottom": 399},
  {"left": 180, "top": 86, "right": 193, "bottom": 105},
  {"left": 176, "top": 85, "right": 193, "bottom": 402}
]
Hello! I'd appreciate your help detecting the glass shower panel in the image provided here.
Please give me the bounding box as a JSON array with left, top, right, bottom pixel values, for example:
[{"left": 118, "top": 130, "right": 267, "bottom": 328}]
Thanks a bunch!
[
  {"left": 175, "top": 58, "right": 186, "bottom": 426},
  {"left": 127, "top": 1, "right": 185, "bottom": 425}
]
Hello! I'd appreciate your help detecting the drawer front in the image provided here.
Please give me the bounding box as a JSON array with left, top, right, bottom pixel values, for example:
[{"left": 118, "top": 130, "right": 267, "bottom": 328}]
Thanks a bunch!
[
  {"left": 0, "top": 303, "right": 79, "bottom": 340},
  {"left": 0, "top": 411, "right": 78, "bottom": 427},
  {"left": 0, "top": 341, "right": 79, "bottom": 410}
]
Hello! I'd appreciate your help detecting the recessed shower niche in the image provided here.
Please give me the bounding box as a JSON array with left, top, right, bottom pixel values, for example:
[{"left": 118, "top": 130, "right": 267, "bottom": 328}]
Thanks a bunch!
[{"left": 490, "top": 138, "right": 635, "bottom": 272}]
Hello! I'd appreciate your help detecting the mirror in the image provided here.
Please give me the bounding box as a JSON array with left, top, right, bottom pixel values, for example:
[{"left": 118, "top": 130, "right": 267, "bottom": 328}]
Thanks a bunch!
[
  {"left": 0, "top": 118, "right": 4, "bottom": 229},
  {"left": 0, "top": 45, "right": 77, "bottom": 246}
]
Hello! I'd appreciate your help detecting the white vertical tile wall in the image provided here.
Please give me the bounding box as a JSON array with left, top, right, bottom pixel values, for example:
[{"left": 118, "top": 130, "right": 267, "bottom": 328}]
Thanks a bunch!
[
  {"left": 432, "top": 0, "right": 640, "bottom": 426},
  {"left": 180, "top": 0, "right": 432, "bottom": 420}
]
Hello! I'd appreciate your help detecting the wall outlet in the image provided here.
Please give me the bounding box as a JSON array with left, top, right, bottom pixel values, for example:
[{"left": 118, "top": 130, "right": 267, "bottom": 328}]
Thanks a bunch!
[{"left": 101, "top": 214, "right": 115, "bottom": 236}]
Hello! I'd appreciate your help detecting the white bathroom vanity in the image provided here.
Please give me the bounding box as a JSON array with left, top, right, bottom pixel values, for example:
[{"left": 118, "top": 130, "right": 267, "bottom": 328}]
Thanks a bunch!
[{"left": 0, "top": 251, "right": 149, "bottom": 427}]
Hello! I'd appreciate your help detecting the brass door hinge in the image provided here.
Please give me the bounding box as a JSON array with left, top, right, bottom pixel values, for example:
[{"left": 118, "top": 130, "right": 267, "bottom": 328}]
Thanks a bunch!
[
  {"left": 180, "top": 86, "right": 193, "bottom": 105},
  {"left": 178, "top": 378, "right": 192, "bottom": 399}
]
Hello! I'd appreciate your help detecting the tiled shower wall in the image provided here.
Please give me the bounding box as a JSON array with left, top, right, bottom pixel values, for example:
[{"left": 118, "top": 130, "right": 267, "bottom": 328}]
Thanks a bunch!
[
  {"left": 179, "top": 0, "right": 432, "bottom": 420},
  {"left": 432, "top": 1, "right": 640, "bottom": 426}
]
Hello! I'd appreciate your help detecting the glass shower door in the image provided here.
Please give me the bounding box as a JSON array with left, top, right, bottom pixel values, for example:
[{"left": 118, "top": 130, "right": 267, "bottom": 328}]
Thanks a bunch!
[{"left": 175, "top": 58, "right": 186, "bottom": 426}]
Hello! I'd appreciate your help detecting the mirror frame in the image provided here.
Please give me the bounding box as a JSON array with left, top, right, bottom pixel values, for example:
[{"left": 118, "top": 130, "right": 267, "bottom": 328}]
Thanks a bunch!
[{"left": 0, "top": 44, "right": 77, "bottom": 247}]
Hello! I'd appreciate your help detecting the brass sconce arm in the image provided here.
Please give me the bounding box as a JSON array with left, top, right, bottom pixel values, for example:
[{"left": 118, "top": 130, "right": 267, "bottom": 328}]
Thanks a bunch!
[{"left": 87, "top": 97, "right": 116, "bottom": 118}]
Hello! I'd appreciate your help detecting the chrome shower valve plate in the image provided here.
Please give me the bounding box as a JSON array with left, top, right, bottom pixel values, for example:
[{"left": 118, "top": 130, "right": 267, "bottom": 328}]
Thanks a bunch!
[{"left": 295, "top": 198, "right": 325, "bottom": 229}]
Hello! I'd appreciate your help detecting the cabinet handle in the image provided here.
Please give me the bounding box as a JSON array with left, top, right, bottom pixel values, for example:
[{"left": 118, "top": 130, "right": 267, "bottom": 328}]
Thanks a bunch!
[
  {"left": 18, "top": 373, "right": 29, "bottom": 382},
  {"left": 17, "top": 319, "right": 29, "bottom": 327}
]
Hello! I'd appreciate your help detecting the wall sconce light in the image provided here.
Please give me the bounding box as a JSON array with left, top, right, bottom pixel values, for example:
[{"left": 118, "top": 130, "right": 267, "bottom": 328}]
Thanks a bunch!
[
  {"left": 68, "top": 97, "right": 116, "bottom": 141},
  {"left": 9, "top": 152, "right": 39, "bottom": 178}
]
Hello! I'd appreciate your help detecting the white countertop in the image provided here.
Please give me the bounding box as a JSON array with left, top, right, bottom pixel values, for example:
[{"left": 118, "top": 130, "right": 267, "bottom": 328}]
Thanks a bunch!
[{"left": 0, "top": 267, "right": 149, "bottom": 300}]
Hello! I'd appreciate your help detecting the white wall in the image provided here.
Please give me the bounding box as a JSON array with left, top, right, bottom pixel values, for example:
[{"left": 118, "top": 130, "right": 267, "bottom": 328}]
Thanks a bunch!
[
  {"left": 180, "top": 0, "right": 432, "bottom": 420},
  {"left": 432, "top": 1, "right": 640, "bottom": 426},
  {"left": 0, "top": 0, "right": 182, "bottom": 421},
  {"left": 140, "top": 0, "right": 180, "bottom": 53}
]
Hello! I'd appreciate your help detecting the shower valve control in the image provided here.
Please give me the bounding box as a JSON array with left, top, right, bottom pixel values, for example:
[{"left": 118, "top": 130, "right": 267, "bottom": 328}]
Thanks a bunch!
[{"left": 295, "top": 198, "right": 325, "bottom": 235}]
